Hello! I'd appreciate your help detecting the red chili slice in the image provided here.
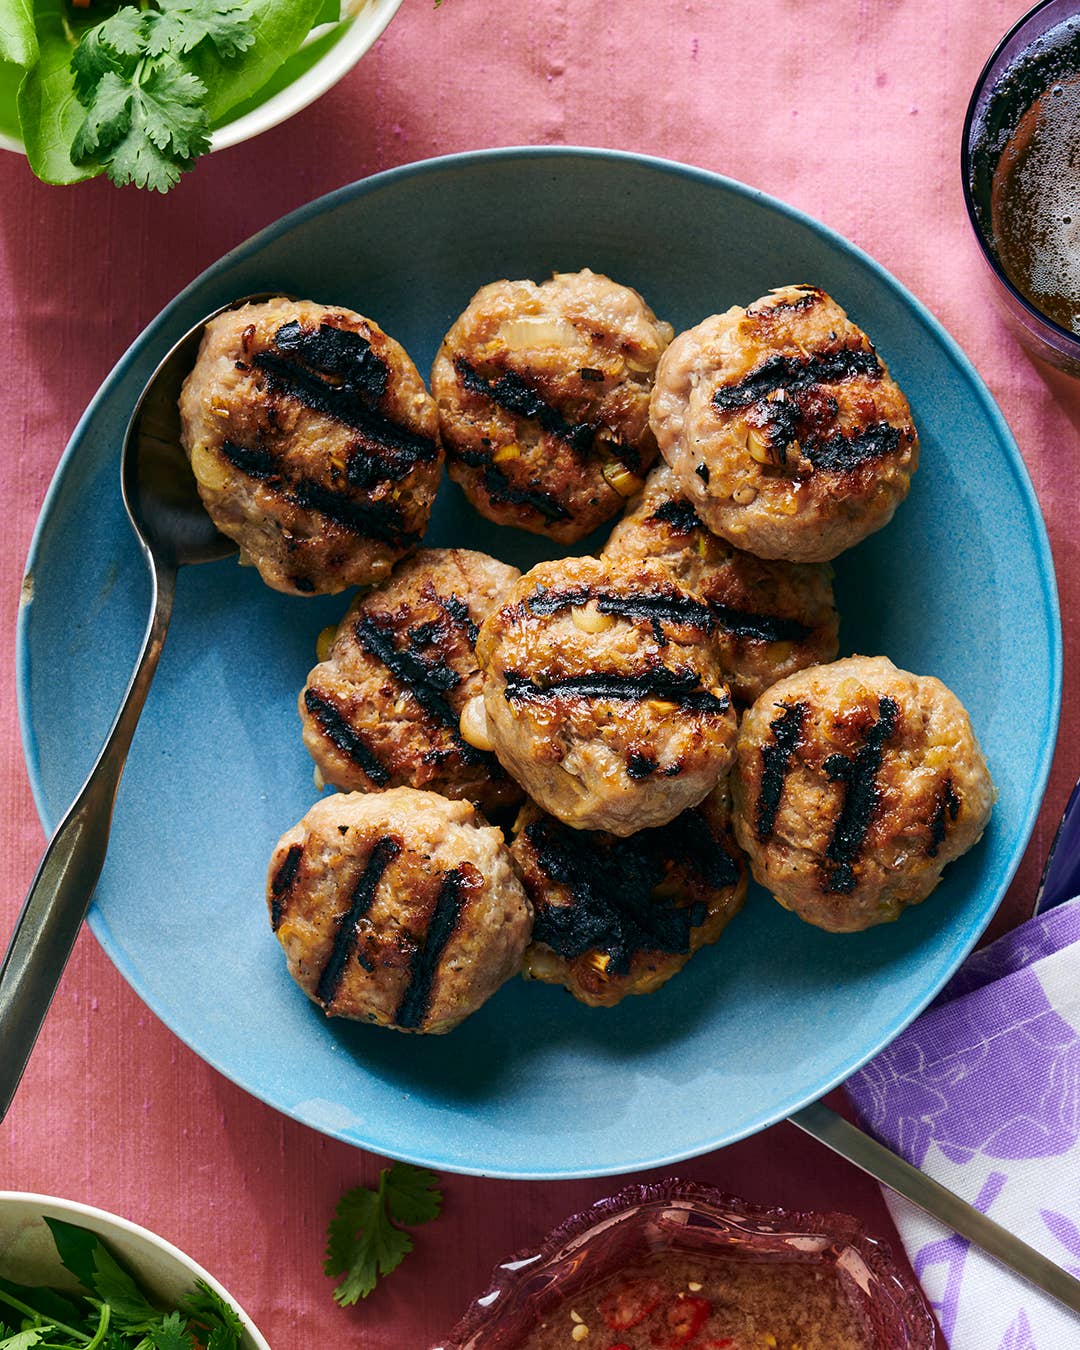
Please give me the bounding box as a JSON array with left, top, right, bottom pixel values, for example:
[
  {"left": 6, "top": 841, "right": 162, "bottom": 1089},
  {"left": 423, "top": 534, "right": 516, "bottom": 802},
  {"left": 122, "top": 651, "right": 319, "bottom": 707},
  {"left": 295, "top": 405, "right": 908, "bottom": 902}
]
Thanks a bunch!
[
  {"left": 653, "top": 1294, "right": 712, "bottom": 1346},
  {"left": 598, "top": 1278, "right": 666, "bottom": 1330}
]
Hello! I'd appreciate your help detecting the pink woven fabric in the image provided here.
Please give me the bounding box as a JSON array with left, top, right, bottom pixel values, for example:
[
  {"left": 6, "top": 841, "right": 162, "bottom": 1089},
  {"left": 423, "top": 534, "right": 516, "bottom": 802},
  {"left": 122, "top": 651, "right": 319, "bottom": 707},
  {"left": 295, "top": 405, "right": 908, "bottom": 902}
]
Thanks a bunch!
[{"left": 1, "top": 2, "right": 1075, "bottom": 1345}]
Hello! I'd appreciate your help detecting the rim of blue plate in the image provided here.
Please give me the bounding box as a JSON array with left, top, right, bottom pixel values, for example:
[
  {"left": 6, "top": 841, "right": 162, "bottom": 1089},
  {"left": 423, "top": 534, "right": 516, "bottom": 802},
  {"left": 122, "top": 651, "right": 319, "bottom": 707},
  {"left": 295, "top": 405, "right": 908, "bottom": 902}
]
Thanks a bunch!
[{"left": 14, "top": 147, "right": 1063, "bottom": 1175}]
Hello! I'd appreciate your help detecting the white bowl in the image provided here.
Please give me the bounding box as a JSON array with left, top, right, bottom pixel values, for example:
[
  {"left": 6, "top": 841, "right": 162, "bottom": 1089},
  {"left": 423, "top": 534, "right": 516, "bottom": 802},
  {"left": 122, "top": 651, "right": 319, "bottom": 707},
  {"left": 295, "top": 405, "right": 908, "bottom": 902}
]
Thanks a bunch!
[
  {"left": 0, "top": 1192, "right": 270, "bottom": 1350},
  {"left": 0, "top": 0, "right": 403, "bottom": 158}
]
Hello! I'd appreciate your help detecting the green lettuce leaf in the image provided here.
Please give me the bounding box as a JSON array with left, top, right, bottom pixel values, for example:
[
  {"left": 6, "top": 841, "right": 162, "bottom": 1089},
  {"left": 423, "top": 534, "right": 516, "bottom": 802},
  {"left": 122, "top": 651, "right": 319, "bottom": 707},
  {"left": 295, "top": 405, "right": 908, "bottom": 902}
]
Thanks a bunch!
[
  {"left": 192, "top": 0, "right": 326, "bottom": 121},
  {"left": 0, "top": 0, "right": 35, "bottom": 70}
]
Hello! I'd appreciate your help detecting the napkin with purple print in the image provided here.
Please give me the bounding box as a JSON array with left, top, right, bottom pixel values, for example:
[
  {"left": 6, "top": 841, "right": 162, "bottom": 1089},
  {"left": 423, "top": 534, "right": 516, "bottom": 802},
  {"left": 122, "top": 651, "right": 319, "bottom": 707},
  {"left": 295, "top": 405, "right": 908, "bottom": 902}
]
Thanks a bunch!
[{"left": 846, "top": 897, "right": 1080, "bottom": 1348}]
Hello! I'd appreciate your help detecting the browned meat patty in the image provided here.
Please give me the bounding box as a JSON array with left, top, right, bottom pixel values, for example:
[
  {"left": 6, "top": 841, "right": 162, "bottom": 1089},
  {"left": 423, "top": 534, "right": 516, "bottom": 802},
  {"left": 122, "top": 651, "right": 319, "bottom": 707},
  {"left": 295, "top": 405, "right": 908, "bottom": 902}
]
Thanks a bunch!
[
  {"left": 468, "top": 555, "right": 738, "bottom": 835},
  {"left": 603, "top": 464, "right": 839, "bottom": 705},
  {"left": 268, "top": 788, "right": 532, "bottom": 1034},
  {"left": 179, "top": 297, "right": 443, "bottom": 595},
  {"left": 651, "top": 286, "right": 919, "bottom": 562},
  {"left": 732, "top": 656, "right": 994, "bottom": 932},
  {"left": 299, "top": 548, "right": 523, "bottom": 813},
  {"left": 513, "top": 788, "right": 747, "bottom": 1007},
  {"left": 431, "top": 270, "right": 673, "bottom": 542}
]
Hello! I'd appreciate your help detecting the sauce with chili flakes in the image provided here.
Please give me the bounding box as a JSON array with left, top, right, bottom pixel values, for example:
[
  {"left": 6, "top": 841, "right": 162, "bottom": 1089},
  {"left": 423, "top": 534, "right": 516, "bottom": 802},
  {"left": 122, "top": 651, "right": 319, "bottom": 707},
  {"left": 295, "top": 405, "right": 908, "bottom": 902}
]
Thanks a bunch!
[{"left": 520, "top": 1252, "right": 872, "bottom": 1350}]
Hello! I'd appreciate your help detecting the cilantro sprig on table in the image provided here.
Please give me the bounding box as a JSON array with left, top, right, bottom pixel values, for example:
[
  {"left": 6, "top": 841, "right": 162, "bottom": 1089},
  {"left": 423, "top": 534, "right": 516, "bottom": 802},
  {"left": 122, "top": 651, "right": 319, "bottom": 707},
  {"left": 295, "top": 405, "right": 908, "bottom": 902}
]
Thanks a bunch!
[
  {"left": 325, "top": 1162, "right": 443, "bottom": 1305},
  {"left": 68, "top": 2, "right": 255, "bottom": 192},
  {"left": 0, "top": 1216, "right": 245, "bottom": 1349}
]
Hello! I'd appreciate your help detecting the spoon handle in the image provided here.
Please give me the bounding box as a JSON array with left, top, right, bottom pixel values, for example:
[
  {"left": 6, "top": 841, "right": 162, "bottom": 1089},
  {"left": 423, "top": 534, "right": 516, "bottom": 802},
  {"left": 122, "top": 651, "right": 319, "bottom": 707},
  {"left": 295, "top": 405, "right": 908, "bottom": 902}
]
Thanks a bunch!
[{"left": 0, "top": 561, "right": 177, "bottom": 1124}]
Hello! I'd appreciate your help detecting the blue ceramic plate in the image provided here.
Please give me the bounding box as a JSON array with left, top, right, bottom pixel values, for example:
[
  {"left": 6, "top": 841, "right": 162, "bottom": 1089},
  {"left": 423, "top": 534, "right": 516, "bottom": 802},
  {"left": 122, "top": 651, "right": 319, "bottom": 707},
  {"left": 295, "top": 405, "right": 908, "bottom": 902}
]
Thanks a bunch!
[{"left": 17, "top": 149, "right": 1061, "bottom": 1179}]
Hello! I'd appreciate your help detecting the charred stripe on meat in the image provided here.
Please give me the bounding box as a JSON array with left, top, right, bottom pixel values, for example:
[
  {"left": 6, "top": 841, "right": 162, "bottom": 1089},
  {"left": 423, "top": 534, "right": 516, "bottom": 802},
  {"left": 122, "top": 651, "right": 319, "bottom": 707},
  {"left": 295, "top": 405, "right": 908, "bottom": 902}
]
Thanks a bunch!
[
  {"left": 355, "top": 615, "right": 496, "bottom": 769},
  {"left": 503, "top": 667, "right": 730, "bottom": 714},
  {"left": 804, "top": 421, "right": 908, "bottom": 473},
  {"left": 394, "top": 868, "right": 469, "bottom": 1029},
  {"left": 711, "top": 605, "right": 814, "bottom": 644},
  {"left": 711, "top": 346, "right": 883, "bottom": 411},
  {"left": 253, "top": 322, "right": 439, "bottom": 479},
  {"left": 648, "top": 498, "right": 704, "bottom": 535},
  {"left": 822, "top": 696, "right": 900, "bottom": 893},
  {"left": 455, "top": 356, "right": 596, "bottom": 453},
  {"left": 455, "top": 449, "right": 572, "bottom": 523},
  {"left": 315, "top": 835, "right": 402, "bottom": 1009},
  {"left": 755, "top": 701, "right": 806, "bottom": 842},
  {"left": 356, "top": 615, "right": 499, "bottom": 771},
  {"left": 928, "top": 778, "right": 962, "bottom": 858},
  {"left": 303, "top": 688, "right": 391, "bottom": 786},
  {"left": 523, "top": 584, "right": 714, "bottom": 633},
  {"left": 216, "top": 441, "right": 415, "bottom": 548},
  {"left": 270, "top": 843, "right": 303, "bottom": 931},
  {"left": 524, "top": 811, "right": 735, "bottom": 974}
]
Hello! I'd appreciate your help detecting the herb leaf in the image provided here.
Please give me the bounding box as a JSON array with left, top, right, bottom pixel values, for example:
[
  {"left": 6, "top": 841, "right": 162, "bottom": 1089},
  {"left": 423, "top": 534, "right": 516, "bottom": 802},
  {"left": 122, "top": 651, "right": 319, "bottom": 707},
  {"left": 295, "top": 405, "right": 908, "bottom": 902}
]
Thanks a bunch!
[
  {"left": 70, "top": 69, "right": 131, "bottom": 162},
  {"left": 1, "top": 1217, "right": 250, "bottom": 1350},
  {"left": 147, "top": 1, "right": 256, "bottom": 61},
  {"left": 180, "top": 1279, "right": 245, "bottom": 1350},
  {"left": 383, "top": 1161, "right": 443, "bottom": 1227},
  {"left": 325, "top": 1163, "right": 443, "bottom": 1306}
]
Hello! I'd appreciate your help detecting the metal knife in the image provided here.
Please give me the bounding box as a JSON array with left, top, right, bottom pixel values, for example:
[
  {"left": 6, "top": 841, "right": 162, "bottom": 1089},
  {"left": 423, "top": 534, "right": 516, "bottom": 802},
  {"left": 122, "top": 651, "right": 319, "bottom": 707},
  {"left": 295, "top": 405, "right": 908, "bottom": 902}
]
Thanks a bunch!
[{"left": 789, "top": 775, "right": 1080, "bottom": 1316}]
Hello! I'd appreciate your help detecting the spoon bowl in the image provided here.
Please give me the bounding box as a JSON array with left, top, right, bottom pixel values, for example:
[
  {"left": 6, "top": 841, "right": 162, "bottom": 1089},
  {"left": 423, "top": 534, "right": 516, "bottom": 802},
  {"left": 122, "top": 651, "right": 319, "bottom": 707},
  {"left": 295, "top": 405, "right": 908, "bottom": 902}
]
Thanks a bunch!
[{"left": 0, "top": 293, "right": 273, "bottom": 1123}]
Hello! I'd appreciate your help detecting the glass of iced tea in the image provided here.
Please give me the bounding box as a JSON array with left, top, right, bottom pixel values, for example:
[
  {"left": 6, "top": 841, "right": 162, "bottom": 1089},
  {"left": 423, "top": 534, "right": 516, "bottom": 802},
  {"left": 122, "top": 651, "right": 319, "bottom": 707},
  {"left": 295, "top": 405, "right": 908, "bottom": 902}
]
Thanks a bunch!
[{"left": 963, "top": 0, "right": 1080, "bottom": 374}]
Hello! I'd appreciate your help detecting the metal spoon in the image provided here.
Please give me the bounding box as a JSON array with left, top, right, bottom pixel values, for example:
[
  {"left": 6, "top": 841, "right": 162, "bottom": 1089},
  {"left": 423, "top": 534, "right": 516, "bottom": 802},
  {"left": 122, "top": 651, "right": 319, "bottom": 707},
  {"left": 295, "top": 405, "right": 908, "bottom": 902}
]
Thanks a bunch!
[{"left": 0, "top": 296, "right": 271, "bottom": 1124}]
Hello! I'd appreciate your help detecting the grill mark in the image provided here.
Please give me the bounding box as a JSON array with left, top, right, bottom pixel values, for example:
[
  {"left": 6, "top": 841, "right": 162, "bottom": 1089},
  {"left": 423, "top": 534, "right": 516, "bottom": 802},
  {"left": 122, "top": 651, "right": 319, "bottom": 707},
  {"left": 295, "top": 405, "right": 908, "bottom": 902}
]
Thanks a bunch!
[
  {"left": 292, "top": 479, "right": 415, "bottom": 547},
  {"left": 524, "top": 584, "right": 714, "bottom": 632},
  {"left": 438, "top": 593, "right": 479, "bottom": 645},
  {"left": 752, "top": 287, "right": 822, "bottom": 315},
  {"left": 503, "top": 667, "right": 730, "bottom": 714},
  {"left": 455, "top": 449, "right": 573, "bottom": 523},
  {"left": 355, "top": 615, "right": 496, "bottom": 771},
  {"left": 270, "top": 843, "right": 303, "bottom": 931},
  {"left": 711, "top": 347, "right": 883, "bottom": 411},
  {"left": 253, "top": 322, "right": 439, "bottom": 476},
  {"left": 928, "top": 779, "right": 962, "bottom": 858},
  {"left": 626, "top": 751, "right": 657, "bottom": 779},
  {"left": 822, "top": 696, "right": 900, "bottom": 893},
  {"left": 710, "top": 605, "right": 814, "bottom": 644},
  {"left": 524, "top": 810, "right": 735, "bottom": 974},
  {"left": 394, "top": 868, "right": 468, "bottom": 1028},
  {"left": 304, "top": 687, "right": 390, "bottom": 785},
  {"left": 220, "top": 439, "right": 276, "bottom": 480},
  {"left": 315, "top": 835, "right": 402, "bottom": 1008},
  {"left": 455, "top": 356, "right": 596, "bottom": 453},
  {"left": 217, "top": 440, "right": 414, "bottom": 547},
  {"left": 804, "top": 421, "right": 906, "bottom": 473},
  {"left": 649, "top": 498, "right": 704, "bottom": 535},
  {"left": 756, "top": 701, "right": 806, "bottom": 841}
]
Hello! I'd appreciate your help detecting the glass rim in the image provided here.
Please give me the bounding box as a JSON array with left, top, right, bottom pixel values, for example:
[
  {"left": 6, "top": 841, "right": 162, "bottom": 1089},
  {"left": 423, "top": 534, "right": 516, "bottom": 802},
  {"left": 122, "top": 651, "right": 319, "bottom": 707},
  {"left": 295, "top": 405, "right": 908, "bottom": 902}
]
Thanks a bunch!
[{"left": 960, "top": 0, "right": 1080, "bottom": 350}]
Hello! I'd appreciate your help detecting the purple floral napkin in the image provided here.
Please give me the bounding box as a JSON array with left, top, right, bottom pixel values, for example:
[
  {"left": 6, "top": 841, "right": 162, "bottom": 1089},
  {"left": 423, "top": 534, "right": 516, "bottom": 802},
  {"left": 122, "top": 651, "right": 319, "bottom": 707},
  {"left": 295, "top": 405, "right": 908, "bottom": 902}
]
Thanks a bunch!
[{"left": 846, "top": 898, "right": 1080, "bottom": 1349}]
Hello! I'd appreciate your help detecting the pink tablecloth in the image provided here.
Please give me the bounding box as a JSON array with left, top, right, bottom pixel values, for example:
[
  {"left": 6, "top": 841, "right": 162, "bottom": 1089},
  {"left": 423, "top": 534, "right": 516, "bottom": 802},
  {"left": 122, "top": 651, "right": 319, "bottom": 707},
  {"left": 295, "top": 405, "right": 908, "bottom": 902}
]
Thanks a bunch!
[{"left": 1, "top": 2, "right": 1077, "bottom": 1346}]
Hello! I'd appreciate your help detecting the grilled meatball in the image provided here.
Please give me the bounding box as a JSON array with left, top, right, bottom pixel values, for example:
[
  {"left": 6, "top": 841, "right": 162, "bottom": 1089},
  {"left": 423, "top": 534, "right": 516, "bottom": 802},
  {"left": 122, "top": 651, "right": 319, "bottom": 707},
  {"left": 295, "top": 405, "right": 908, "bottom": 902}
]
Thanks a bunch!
[
  {"left": 468, "top": 556, "right": 738, "bottom": 835},
  {"left": 431, "top": 270, "right": 673, "bottom": 542},
  {"left": 603, "top": 464, "right": 839, "bottom": 705},
  {"left": 179, "top": 297, "right": 442, "bottom": 595},
  {"left": 651, "top": 286, "right": 919, "bottom": 563},
  {"left": 300, "top": 548, "right": 523, "bottom": 813},
  {"left": 732, "top": 656, "right": 994, "bottom": 932},
  {"left": 513, "top": 789, "right": 747, "bottom": 1007},
  {"left": 268, "top": 788, "right": 532, "bottom": 1034}
]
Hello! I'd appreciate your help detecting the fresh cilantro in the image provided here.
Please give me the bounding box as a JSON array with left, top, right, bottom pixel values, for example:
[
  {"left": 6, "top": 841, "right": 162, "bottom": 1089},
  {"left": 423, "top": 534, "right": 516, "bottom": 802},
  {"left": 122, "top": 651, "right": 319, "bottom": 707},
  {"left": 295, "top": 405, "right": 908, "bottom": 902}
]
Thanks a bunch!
[
  {"left": 325, "top": 1161, "right": 443, "bottom": 1305},
  {"left": 67, "top": 0, "right": 253, "bottom": 192},
  {"left": 0, "top": 1218, "right": 246, "bottom": 1350}
]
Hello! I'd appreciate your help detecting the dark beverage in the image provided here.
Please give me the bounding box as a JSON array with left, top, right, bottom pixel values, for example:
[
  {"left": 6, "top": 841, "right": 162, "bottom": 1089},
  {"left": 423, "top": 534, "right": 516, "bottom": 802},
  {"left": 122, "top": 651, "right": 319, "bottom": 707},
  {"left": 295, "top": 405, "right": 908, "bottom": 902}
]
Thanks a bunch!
[
  {"left": 964, "top": 5, "right": 1080, "bottom": 367},
  {"left": 991, "top": 61, "right": 1080, "bottom": 333}
]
